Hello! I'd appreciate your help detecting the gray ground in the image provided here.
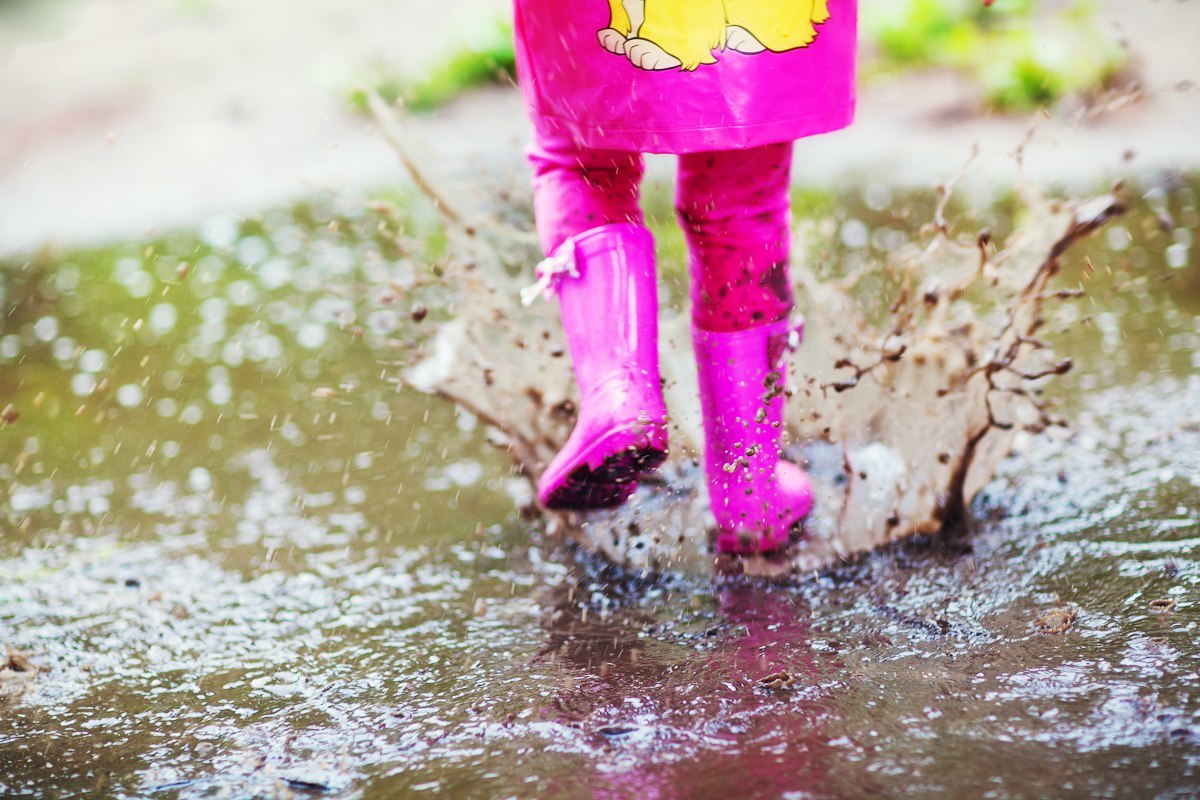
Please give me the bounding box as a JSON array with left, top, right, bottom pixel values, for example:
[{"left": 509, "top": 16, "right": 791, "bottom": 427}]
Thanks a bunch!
[{"left": 1, "top": 0, "right": 1198, "bottom": 254}]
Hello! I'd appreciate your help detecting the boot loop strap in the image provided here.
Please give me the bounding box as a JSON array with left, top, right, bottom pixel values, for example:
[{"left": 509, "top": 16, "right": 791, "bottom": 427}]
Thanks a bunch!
[{"left": 520, "top": 238, "right": 579, "bottom": 307}]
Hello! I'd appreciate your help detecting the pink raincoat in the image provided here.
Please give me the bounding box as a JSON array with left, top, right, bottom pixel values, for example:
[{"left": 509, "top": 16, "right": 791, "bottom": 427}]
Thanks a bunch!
[{"left": 512, "top": 0, "right": 857, "bottom": 154}]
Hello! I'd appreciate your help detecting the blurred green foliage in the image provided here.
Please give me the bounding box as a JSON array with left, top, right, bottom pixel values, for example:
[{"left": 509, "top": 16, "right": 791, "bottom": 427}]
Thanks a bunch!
[
  {"left": 348, "top": 1, "right": 1126, "bottom": 115},
  {"left": 347, "top": 17, "right": 516, "bottom": 114},
  {"left": 863, "top": 0, "right": 1128, "bottom": 111}
]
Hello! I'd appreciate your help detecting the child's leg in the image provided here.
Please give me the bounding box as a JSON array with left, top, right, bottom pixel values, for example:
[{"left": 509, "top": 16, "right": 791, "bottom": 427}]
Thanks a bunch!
[
  {"left": 527, "top": 131, "right": 646, "bottom": 255},
  {"left": 677, "top": 143, "right": 812, "bottom": 553},
  {"left": 525, "top": 131, "right": 667, "bottom": 510},
  {"left": 676, "top": 142, "right": 794, "bottom": 331}
]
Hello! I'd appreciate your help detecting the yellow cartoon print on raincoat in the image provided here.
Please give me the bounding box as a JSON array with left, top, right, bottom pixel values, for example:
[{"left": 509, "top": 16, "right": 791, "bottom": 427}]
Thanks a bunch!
[{"left": 598, "top": 0, "right": 832, "bottom": 71}]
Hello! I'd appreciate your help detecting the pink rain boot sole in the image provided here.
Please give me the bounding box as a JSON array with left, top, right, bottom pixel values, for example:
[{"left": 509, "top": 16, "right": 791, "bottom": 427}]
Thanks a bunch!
[
  {"left": 540, "top": 423, "right": 668, "bottom": 510},
  {"left": 715, "top": 461, "right": 814, "bottom": 555}
]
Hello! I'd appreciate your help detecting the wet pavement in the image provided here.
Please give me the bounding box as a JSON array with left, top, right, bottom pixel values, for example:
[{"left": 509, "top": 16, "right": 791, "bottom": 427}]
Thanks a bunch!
[{"left": 1, "top": 179, "right": 1198, "bottom": 798}]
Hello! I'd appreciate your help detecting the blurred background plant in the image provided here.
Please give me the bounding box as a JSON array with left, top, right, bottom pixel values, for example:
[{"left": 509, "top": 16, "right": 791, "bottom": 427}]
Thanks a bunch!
[
  {"left": 346, "top": 17, "right": 516, "bottom": 113},
  {"left": 344, "top": 0, "right": 1130, "bottom": 114},
  {"left": 862, "top": 0, "right": 1130, "bottom": 111},
  {"left": 0, "top": 0, "right": 76, "bottom": 54}
]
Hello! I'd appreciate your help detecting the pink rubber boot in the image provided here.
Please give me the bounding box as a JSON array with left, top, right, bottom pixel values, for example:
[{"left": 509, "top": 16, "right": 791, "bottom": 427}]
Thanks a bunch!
[
  {"left": 533, "top": 223, "right": 669, "bottom": 510},
  {"left": 693, "top": 319, "right": 814, "bottom": 554}
]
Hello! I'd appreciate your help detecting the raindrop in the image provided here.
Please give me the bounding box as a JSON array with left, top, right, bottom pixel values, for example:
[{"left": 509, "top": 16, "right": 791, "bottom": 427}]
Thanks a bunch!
[
  {"left": 267, "top": 300, "right": 299, "bottom": 325},
  {"left": 444, "top": 460, "right": 484, "bottom": 486},
  {"left": 180, "top": 404, "right": 204, "bottom": 425},
  {"left": 871, "top": 227, "right": 906, "bottom": 253},
  {"left": 222, "top": 340, "right": 245, "bottom": 367},
  {"left": 55, "top": 264, "right": 80, "bottom": 292},
  {"left": 71, "top": 373, "right": 97, "bottom": 397},
  {"left": 116, "top": 384, "right": 144, "bottom": 408},
  {"left": 79, "top": 349, "right": 107, "bottom": 373},
  {"left": 200, "top": 215, "right": 239, "bottom": 249},
  {"left": 194, "top": 254, "right": 227, "bottom": 287},
  {"left": 208, "top": 384, "right": 232, "bottom": 405},
  {"left": 227, "top": 280, "right": 258, "bottom": 307},
  {"left": 52, "top": 337, "right": 76, "bottom": 363},
  {"left": 198, "top": 320, "right": 225, "bottom": 344},
  {"left": 156, "top": 398, "right": 178, "bottom": 418},
  {"left": 123, "top": 270, "right": 154, "bottom": 298},
  {"left": 149, "top": 303, "right": 178, "bottom": 334},
  {"left": 864, "top": 183, "right": 892, "bottom": 212},
  {"left": 1106, "top": 226, "right": 1131, "bottom": 252},
  {"left": 33, "top": 317, "right": 59, "bottom": 342},
  {"left": 367, "top": 309, "right": 399, "bottom": 335},
  {"left": 258, "top": 257, "right": 293, "bottom": 290},
  {"left": 1166, "top": 243, "right": 1190, "bottom": 270},
  {"left": 188, "top": 467, "right": 213, "bottom": 492},
  {"left": 297, "top": 323, "right": 328, "bottom": 350},
  {"left": 455, "top": 410, "right": 478, "bottom": 433},
  {"left": 189, "top": 338, "right": 216, "bottom": 362},
  {"left": 0, "top": 335, "right": 18, "bottom": 359},
  {"left": 236, "top": 236, "right": 270, "bottom": 267},
  {"left": 840, "top": 219, "right": 869, "bottom": 249},
  {"left": 199, "top": 297, "right": 229, "bottom": 322}
]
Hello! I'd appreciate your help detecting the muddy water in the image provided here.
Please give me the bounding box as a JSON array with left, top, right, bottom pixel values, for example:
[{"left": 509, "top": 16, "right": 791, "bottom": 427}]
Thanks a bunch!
[{"left": 1, "top": 180, "right": 1198, "bottom": 798}]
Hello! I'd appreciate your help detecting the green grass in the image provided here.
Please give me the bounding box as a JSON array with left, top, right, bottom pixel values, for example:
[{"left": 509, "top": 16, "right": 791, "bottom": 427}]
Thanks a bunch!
[
  {"left": 347, "top": 18, "right": 516, "bottom": 114},
  {"left": 862, "top": 0, "right": 1128, "bottom": 112}
]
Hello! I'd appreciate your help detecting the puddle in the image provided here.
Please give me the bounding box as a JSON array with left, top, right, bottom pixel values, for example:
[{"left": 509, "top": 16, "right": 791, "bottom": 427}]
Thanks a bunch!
[{"left": 1, "top": 176, "right": 1198, "bottom": 797}]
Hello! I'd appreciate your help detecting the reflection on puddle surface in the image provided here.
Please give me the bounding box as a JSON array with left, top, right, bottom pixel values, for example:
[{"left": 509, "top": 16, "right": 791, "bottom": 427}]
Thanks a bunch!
[{"left": 1, "top": 181, "right": 1198, "bottom": 798}]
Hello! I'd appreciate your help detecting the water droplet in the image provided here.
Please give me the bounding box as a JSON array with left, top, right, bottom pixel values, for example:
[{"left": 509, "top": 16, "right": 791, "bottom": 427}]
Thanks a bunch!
[
  {"left": 116, "top": 384, "right": 144, "bottom": 408},
  {"left": 840, "top": 219, "right": 869, "bottom": 249},
  {"left": 33, "top": 317, "right": 59, "bottom": 342},
  {"left": 200, "top": 215, "right": 239, "bottom": 249},
  {"left": 1106, "top": 226, "right": 1131, "bottom": 252},
  {"left": 180, "top": 404, "right": 204, "bottom": 425},
  {"left": 79, "top": 349, "right": 107, "bottom": 373},
  {"left": 156, "top": 398, "right": 178, "bottom": 418},
  {"left": 199, "top": 297, "right": 229, "bottom": 322},
  {"left": 149, "top": 303, "right": 178, "bottom": 334},
  {"left": 297, "top": 323, "right": 328, "bottom": 350},
  {"left": 71, "top": 373, "right": 97, "bottom": 397},
  {"left": 259, "top": 257, "right": 293, "bottom": 290},
  {"left": 227, "top": 280, "right": 258, "bottom": 307},
  {"left": 864, "top": 183, "right": 891, "bottom": 211},
  {"left": 1165, "top": 242, "right": 1189, "bottom": 270},
  {"left": 188, "top": 467, "right": 213, "bottom": 493}
]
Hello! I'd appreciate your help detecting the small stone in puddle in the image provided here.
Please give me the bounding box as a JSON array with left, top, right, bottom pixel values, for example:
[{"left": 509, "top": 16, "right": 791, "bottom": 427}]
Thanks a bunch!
[
  {"left": 1, "top": 649, "right": 43, "bottom": 695},
  {"left": 597, "top": 725, "right": 638, "bottom": 739},
  {"left": 1149, "top": 598, "right": 1177, "bottom": 613},
  {"left": 757, "top": 671, "right": 795, "bottom": 690},
  {"left": 1035, "top": 608, "right": 1076, "bottom": 635}
]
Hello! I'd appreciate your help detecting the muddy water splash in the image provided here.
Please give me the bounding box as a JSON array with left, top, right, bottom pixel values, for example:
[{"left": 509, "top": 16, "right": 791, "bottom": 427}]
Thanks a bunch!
[
  {"left": 1, "top": 160, "right": 1197, "bottom": 797},
  {"left": 371, "top": 99, "right": 1124, "bottom": 574}
]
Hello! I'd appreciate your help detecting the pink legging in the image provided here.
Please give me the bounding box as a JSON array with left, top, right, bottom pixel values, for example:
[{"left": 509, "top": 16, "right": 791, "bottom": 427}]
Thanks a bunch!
[{"left": 528, "top": 133, "right": 794, "bottom": 332}]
